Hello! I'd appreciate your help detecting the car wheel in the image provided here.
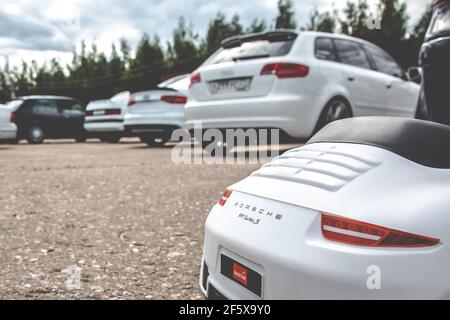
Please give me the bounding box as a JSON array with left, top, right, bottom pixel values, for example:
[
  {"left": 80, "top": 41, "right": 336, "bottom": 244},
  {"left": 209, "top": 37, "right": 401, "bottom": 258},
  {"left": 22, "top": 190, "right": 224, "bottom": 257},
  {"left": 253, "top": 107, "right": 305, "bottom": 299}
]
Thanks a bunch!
[
  {"left": 315, "top": 98, "right": 352, "bottom": 134},
  {"left": 27, "top": 126, "right": 45, "bottom": 144},
  {"left": 140, "top": 136, "right": 168, "bottom": 147}
]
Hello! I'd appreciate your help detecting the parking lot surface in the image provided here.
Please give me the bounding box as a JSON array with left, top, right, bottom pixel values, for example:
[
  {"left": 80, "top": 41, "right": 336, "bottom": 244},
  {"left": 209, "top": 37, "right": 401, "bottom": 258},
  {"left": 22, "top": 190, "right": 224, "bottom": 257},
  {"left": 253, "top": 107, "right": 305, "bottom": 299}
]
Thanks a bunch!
[{"left": 0, "top": 139, "right": 298, "bottom": 299}]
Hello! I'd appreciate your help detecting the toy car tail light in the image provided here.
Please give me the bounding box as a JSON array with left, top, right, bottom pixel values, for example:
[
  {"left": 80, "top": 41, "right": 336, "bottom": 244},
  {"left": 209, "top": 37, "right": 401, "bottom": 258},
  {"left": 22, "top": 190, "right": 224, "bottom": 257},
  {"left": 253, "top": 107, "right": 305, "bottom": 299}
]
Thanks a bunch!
[
  {"left": 161, "top": 95, "right": 187, "bottom": 104},
  {"left": 219, "top": 189, "right": 233, "bottom": 206},
  {"left": 128, "top": 97, "right": 136, "bottom": 107},
  {"left": 10, "top": 112, "right": 15, "bottom": 123},
  {"left": 261, "top": 63, "right": 309, "bottom": 78},
  {"left": 321, "top": 214, "right": 440, "bottom": 248},
  {"left": 189, "top": 72, "right": 201, "bottom": 88}
]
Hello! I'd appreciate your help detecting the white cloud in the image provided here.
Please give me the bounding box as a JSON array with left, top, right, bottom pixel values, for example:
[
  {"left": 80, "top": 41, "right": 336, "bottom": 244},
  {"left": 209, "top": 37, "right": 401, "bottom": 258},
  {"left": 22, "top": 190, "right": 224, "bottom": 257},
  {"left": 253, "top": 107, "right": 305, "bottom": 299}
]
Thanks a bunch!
[{"left": 0, "top": 0, "right": 429, "bottom": 69}]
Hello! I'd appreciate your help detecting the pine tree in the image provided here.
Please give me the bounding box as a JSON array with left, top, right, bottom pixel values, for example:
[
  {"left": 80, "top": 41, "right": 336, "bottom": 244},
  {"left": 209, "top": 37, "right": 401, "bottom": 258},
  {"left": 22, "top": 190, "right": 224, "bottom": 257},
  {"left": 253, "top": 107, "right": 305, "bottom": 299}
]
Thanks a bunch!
[
  {"left": 341, "top": 0, "right": 371, "bottom": 39},
  {"left": 247, "top": 18, "right": 267, "bottom": 33},
  {"left": 206, "top": 12, "right": 244, "bottom": 55},
  {"left": 307, "top": 9, "right": 338, "bottom": 33},
  {"left": 275, "top": 0, "right": 297, "bottom": 29}
]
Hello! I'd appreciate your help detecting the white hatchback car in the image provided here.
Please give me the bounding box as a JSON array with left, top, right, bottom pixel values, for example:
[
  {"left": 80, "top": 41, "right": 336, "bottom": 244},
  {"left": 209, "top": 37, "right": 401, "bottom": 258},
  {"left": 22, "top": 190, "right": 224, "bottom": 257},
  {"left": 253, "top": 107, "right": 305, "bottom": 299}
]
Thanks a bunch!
[
  {"left": 124, "top": 74, "right": 190, "bottom": 147},
  {"left": 186, "top": 30, "right": 420, "bottom": 142},
  {"left": 0, "top": 104, "right": 17, "bottom": 142}
]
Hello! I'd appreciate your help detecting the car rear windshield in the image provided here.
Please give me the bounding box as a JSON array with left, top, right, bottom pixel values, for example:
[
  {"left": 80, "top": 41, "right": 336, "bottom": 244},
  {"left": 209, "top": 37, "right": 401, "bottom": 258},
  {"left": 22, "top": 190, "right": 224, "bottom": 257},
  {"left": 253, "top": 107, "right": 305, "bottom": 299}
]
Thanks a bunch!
[
  {"left": 427, "top": 3, "right": 450, "bottom": 39},
  {"left": 206, "top": 37, "right": 296, "bottom": 65}
]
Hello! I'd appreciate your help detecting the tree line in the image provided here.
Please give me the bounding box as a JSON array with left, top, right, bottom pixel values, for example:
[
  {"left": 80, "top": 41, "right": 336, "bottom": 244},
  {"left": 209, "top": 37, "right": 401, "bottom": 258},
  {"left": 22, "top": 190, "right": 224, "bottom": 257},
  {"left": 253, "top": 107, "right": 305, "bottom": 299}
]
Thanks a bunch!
[{"left": 0, "top": 0, "right": 432, "bottom": 104}]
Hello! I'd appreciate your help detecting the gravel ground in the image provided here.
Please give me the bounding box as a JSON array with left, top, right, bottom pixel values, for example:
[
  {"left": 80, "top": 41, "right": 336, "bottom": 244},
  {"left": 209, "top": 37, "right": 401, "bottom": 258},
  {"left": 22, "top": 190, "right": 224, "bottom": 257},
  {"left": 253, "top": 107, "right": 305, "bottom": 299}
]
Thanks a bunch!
[{"left": 0, "top": 139, "right": 296, "bottom": 299}]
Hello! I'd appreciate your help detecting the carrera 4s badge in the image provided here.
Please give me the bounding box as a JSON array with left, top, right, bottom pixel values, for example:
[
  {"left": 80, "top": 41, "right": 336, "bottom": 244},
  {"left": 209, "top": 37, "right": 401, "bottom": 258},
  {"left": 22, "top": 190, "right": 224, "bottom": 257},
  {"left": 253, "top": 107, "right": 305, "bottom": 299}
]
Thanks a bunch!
[{"left": 233, "top": 202, "right": 283, "bottom": 225}]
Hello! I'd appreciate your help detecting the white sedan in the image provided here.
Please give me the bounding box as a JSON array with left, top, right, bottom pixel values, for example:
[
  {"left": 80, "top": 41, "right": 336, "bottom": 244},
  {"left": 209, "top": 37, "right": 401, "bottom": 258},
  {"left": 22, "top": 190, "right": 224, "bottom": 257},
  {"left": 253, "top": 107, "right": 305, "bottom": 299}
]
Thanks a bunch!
[
  {"left": 186, "top": 31, "right": 420, "bottom": 142},
  {"left": 84, "top": 92, "right": 130, "bottom": 143},
  {"left": 200, "top": 117, "right": 450, "bottom": 300},
  {"left": 124, "top": 74, "right": 190, "bottom": 147},
  {"left": 0, "top": 104, "right": 17, "bottom": 142}
]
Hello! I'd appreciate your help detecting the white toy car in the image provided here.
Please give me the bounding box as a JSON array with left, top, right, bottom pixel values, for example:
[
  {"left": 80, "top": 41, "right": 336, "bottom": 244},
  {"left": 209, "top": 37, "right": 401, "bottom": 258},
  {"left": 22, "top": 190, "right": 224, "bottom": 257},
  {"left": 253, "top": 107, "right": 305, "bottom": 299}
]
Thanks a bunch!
[
  {"left": 84, "top": 92, "right": 130, "bottom": 143},
  {"left": 186, "top": 30, "right": 420, "bottom": 145},
  {"left": 200, "top": 117, "right": 450, "bottom": 300},
  {"left": 124, "top": 74, "right": 190, "bottom": 147},
  {"left": 0, "top": 104, "right": 17, "bottom": 142}
]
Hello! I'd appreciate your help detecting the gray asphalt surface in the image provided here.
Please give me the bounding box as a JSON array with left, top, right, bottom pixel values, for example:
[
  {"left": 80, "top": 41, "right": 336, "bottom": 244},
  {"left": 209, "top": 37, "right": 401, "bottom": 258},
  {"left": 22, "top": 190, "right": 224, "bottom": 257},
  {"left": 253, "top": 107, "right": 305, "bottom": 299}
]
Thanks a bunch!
[{"left": 0, "top": 139, "right": 296, "bottom": 299}]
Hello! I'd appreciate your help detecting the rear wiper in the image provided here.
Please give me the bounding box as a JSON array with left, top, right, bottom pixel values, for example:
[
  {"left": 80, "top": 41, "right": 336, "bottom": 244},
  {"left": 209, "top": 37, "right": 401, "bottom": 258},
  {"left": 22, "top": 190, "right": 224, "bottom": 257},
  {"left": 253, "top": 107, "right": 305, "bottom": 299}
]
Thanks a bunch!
[{"left": 232, "top": 54, "right": 270, "bottom": 62}]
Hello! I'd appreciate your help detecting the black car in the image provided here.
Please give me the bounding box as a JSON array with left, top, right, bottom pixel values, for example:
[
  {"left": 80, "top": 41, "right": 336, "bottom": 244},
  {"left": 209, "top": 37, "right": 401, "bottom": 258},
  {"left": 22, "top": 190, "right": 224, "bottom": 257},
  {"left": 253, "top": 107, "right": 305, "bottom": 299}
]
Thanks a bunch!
[
  {"left": 8, "top": 96, "right": 86, "bottom": 144},
  {"left": 415, "top": 0, "right": 450, "bottom": 125}
]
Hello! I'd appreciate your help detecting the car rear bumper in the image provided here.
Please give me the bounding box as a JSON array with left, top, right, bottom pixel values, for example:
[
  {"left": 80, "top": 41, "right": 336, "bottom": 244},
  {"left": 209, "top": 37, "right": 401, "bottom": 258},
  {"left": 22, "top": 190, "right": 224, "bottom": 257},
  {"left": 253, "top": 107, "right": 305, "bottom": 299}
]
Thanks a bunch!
[
  {"left": 0, "top": 124, "right": 17, "bottom": 140},
  {"left": 124, "top": 113, "right": 185, "bottom": 128},
  {"left": 84, "top": 117, "right": 124, "bottom": 132},
  {"left": 200, "top": 194, "right": 450, "bottom": 300},
  {"left": 124, "top": 124, "right": 181, "bottom": 137},
  {"left": 185, "top": 95, "right": 319, "bottom": 139}
]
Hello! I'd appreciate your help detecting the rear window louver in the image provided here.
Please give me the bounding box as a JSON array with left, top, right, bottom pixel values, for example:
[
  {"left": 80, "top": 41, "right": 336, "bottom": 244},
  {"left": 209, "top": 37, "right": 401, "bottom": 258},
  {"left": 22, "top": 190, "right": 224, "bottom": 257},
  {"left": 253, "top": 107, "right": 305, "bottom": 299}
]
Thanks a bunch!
[{"left": 252, "top": 144, "right": 382, "bottom": 192}]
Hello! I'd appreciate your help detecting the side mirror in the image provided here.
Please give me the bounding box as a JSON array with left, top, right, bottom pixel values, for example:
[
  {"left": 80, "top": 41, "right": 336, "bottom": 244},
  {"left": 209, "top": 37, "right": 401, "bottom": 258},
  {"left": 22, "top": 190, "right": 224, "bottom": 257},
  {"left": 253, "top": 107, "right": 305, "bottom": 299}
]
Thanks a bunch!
[{"left": 407, "top": 67, "right": 422, "bottom": 84}]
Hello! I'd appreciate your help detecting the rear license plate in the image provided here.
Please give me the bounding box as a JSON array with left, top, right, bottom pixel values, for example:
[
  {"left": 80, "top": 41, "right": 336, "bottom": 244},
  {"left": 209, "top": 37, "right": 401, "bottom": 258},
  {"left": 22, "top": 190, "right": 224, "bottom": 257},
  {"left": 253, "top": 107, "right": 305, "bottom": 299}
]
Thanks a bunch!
[
  {"left": 220, "top": 254, "right": 262, "bottom": 297},
  {"left": 93, "top": 110, "right": 105, "bottom": 116},
  {"left": 209, "top": 78, "right": 252, "bottom": 94}
]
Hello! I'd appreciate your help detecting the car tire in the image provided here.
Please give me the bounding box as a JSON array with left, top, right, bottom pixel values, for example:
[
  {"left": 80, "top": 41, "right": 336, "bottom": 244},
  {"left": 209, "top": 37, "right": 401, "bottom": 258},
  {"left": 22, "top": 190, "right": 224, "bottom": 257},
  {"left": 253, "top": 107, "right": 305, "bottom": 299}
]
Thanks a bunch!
[
  {"left": 314, "top": 97, "right": 352, "bottom": 134},
  {"left": 140, "top": 136, "right": 168, "bottom": 148},
  {"left": 27, "top": 126, "right": 45, "bottom": 144}
]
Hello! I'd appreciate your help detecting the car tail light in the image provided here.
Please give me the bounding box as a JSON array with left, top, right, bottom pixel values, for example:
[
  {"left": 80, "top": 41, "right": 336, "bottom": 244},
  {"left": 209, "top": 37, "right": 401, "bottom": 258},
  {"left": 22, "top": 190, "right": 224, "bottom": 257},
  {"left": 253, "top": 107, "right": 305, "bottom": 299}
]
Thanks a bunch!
[
  {"left": 105, "top": 109, "right": 121, "bottom": 115},
  {"left": 321, "top": 214, "right": 440, "bottom": 248},
  {"left": 189, "top": 72, "right": 201, "bottom": 88},
  {"left": 433, "top": 0, "right": 446, "bottom": 6},
  {"left": 161, "top": 95, "right": 187, "bottom": 104},
  {"left": 85, "top": 111, "right": 93, "bottom": 116},
  {"left": 261, "top": 63, "right": 309, "bottom": 78},
  {"left": 219, "top": 189, "right": 233, "bottom": 206},
  {"left": 10, "top": 112, "right": 15, "bottom": 123},
  {"left": 128, "top": 97, "right": 136, "bottom": 107}
]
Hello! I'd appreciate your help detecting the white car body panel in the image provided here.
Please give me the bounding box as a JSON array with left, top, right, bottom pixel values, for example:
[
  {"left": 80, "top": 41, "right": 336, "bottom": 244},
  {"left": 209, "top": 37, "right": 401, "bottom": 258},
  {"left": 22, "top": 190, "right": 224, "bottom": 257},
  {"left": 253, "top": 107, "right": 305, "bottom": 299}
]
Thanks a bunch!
[
  {"left": 84, "top": 92, "right": 130, "bottom": 133},
  {"left": 123, "top": 75, "right": 190, "bottom": 137},
  {"left": 200, "top": 142, "right": 450, "bottom": 300},
  {"left": 124, "top": 89, "right": 186, "bottom": 128},
  {"left": 84, "top": 99, "right": 126, "bottom": 133},
  {"left": 0, "top": 105, "right": 17, "bottom": 140},
  {"left": 186, "top": 31, "right": 420, "bottom": 139}
]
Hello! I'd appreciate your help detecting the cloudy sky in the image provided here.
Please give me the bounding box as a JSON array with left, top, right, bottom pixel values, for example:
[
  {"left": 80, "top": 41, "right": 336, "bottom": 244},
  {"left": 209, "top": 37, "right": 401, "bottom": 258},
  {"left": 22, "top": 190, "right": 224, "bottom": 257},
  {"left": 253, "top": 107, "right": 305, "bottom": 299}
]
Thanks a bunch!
[{"left": 0, "top": 0, "right": 428, "bottom": 69}]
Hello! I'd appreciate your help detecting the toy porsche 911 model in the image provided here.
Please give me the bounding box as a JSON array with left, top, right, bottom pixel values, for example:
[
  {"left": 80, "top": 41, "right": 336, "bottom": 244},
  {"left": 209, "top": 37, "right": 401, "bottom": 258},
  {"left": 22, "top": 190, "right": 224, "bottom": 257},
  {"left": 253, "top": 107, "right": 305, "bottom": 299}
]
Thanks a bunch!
[{"left": 200, "top": 117, "right": 450, "bottom": 300}]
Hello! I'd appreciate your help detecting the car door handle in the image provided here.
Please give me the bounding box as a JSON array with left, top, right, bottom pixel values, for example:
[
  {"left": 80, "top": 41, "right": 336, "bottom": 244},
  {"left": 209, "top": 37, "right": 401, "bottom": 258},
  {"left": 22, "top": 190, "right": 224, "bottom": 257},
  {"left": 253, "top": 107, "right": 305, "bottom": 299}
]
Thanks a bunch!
[
  {"left": 348, "top": 77, "right": 355, "bottom": 82},
  {"left": 387, "top": 84, "right": 393, "bottom": 89}
]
